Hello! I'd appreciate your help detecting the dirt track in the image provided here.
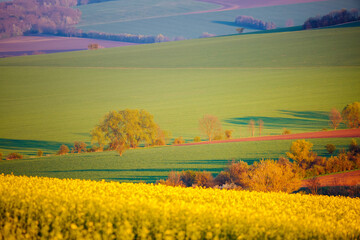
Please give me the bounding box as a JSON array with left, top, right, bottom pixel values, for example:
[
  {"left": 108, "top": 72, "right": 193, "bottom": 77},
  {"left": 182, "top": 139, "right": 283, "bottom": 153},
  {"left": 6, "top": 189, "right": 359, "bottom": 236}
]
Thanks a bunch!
[
  {"left": 302, "top": 170, "right": 360, "bottom": 187},
  {"left": 176, "top": 129, "right": 360, "bottom": 147}
]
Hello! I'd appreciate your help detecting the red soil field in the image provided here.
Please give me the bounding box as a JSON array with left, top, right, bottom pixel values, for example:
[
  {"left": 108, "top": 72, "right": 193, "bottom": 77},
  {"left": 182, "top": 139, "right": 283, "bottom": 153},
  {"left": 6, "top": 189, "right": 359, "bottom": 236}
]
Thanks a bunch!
[
  {"left": 193, "top": 0, "right": 327, "bottom": 13},
  {"left": 177, "top": 129, "right": 360, "bottom": 146},
  {"left": 302, "top": 170, "right": 360, "bottom": 187},
  {"left": 0, "top": 35, "right": 137, "bottom": 58}
]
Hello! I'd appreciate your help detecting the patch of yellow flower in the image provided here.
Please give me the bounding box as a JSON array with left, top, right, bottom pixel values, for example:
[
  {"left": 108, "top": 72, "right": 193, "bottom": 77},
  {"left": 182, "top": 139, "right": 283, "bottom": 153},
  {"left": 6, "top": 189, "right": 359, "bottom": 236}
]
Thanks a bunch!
[{"left": 0, "top": 174, "right": 359, "bottom": 239}]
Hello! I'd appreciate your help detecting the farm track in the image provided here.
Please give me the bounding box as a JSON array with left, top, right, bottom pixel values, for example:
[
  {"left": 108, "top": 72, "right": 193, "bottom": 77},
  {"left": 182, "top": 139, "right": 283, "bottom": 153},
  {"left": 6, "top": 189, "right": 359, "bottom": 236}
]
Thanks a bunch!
[{"left": 176, "top": 129, "right": 360, "bottom": 146}]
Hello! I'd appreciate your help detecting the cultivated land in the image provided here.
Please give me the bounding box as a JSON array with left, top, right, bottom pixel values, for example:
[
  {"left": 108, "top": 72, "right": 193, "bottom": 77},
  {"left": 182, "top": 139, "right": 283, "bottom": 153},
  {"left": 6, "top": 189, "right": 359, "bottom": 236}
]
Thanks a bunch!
[
  {"left": 0, "top": 36, "right": 137, "bottom": 58},
  {"left": 75, "top": 0, "right": 360, "bottom": 38},
  {"left": 0, "top": 26, "right": 359, "bottom": 182}
]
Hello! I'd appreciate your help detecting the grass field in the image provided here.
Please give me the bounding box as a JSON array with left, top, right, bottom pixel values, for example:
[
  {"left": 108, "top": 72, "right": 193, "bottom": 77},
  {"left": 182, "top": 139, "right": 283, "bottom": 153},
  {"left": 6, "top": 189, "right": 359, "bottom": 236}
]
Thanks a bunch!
[
  {"left": 0, "top": 138, "right": 357, "bottom": 182},
  {"left": 74, "top": 0, "right": 360, "bottom": 38}
]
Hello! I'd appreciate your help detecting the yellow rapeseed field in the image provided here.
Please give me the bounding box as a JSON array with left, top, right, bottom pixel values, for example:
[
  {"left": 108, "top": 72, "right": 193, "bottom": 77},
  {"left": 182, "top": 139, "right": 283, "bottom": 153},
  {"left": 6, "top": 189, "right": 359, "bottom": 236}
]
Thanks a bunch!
[{"left": 0, "top": 174, "right": 359, "bottom": 240}]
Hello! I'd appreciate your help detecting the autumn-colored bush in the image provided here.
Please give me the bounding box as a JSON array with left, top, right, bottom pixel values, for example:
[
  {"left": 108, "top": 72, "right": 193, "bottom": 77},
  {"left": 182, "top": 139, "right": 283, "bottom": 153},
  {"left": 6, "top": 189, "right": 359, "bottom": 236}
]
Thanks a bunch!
[
  {"left": 0, "top": 152, "right": 2, "bottom": 160},
  {"left": 71, "top": 141, "right": 87, "bottom": 153},
  {"left": 57, "top": 145, "right": 69, "bottom": 155},
  {"left": 282, "top": 128, "right": 291, "bottom": 135},
  {"left": 37, "top": 150, "right": 43, "bottom": 157},
  {"left": 194, "top": 171, "right": 215, "bottom": 188},
  {"left": 173, "top": 137, "right": 185, "bottom": 145},
  {"left": 180, "top": 170, "right": 196, "bottom": 187},
  {"left": 158, "top": 171, "right": 184, "bottom": 187},
  {"left": 325, "top": 144, "right": 336, "bottom": 154},
  {"left": 325, "top": 153, "right": 354, "bottom": 173},
  {"left": 6, "top": 153, "right": 23, "bottom": 160},
  {"left": 247, "top": 159, "right": 302, "bottom": 193},
  {"left": 228, "top": 161, "right": 249, "bottom": 188},
  {"left": 224, "top": 130, "right": 233, "bottom": 139},
  {"left": 214, "top": 171, "right": 231, "bottom": 186},
  {"left": 193, "top": 136, "right": 201, "bottom": 142},
  {"left": 154, "top": 139, "right": 165, "bottom": 146}
]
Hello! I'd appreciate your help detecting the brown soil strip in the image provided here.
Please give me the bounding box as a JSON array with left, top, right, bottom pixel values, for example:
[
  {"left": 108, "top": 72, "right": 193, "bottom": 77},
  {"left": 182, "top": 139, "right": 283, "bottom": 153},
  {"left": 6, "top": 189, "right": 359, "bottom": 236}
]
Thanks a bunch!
[
  {"left": 176, "top": 129, "right": 360, "bottom": 146},
  {"left": 302, "top": 170, "right": 360, "bottom": 187}
]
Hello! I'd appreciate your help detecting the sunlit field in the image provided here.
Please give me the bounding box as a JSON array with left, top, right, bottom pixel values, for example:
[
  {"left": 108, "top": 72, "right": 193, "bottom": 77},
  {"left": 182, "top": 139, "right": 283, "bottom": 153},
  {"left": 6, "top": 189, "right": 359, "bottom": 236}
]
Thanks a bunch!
[{"left": 1, "top": 174, "right": 359, "bottom": 239}]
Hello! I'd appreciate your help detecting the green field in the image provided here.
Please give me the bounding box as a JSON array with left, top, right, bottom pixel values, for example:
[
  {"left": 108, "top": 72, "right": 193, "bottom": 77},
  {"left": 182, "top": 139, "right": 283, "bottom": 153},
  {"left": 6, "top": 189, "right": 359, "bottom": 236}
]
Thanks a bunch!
[
  {"left": 74, "top": 0, "right": 360, "bottom": 38},
  {"left": 0, "top": 138, "right": 357, "bottom": 182},
  {"left": 0, "top": 26, "right": 359, "bottom": 181}
]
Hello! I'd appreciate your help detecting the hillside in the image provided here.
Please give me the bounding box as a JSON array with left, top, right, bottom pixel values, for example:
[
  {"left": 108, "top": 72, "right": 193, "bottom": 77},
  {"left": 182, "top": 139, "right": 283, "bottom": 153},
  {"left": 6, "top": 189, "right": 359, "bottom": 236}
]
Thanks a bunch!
[
  {"left": 0, "top": 27, "right": 359, "bottom": 149},
  {"left": 74, "top": 0, "right": 360, "bottom": 38}
]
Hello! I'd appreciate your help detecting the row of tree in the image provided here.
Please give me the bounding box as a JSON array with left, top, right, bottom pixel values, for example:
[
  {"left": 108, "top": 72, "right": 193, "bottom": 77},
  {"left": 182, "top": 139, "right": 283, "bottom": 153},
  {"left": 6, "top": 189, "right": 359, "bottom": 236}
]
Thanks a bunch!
[
  {"left": 234, "top": 15, "right": 276, "bottom": 30},
  {"left": 303, "top": 8, "right": 360, "bottom": 29}
]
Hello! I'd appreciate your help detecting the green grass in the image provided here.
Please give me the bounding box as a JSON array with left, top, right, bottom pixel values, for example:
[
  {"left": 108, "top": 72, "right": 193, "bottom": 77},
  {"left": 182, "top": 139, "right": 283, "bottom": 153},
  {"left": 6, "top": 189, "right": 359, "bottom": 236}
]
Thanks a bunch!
[
  {"left": 74, "top": 0, "right": 360, "bottom": 38},
  {"left": 0, "top": 27, "right": 359, "bottom": 153},
  {"left": 0, "top": 138, "right": 357, "bottom": 183}
]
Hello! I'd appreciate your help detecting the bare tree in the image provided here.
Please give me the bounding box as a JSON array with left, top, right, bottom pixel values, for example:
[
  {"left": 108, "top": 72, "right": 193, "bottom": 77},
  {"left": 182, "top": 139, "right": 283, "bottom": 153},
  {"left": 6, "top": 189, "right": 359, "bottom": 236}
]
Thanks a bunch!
[
  {"left": 329, "top": 108, "right": 342, "bottom": 130},
  {"left": 199, "top": 115, "right": 222, "bottom": 142},
  {"left": 258, "top": 119, "right": 264, "bottom": 136},
  {"left": 248, "top": 120, "right": 255, "bottom": 137}
]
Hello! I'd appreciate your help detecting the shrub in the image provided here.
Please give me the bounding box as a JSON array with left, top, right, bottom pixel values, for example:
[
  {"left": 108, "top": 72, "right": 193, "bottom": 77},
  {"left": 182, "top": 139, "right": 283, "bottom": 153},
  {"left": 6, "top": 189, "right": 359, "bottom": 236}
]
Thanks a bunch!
[
  {"left": 37, "top": 150, "right": 43, "bottom": 157},
  {"left": 6, "top": 152, "right": 23, "bottom": 160},
  {"left": 193, "top": 136, "right": 201, "bottom": 142},
  {"left": 180, "top": 170, "right": 196, "bottom": 187},
  {"left": 0, "top": 152, "right": 2, "bottom": 160},
  {"left": 286, "top": 139, "right": 317, "bottom": 170},
  {"left": 325, "top": 153, "right": 354, "bottom": 173},
  {"left": 349, "top": 138, "right": 360, "bottom": 154},
  {"left": 282, "top": 128, "right": 291, "bottom": 135},
  {"left": 213, "top": 134, "right": 223, "bottom": 141},
  {"left": 57, "top": 145, "right": 69, "bottom": 155},
  {"left": 228, "top": 161, "right": 249, "bottom": 188},
  {"left": 325, "top": 144, "right": 336, "bottom": 154},
  {"left": 247, "top": 159, "right": 302, "bottom": 193},
  {"left": 214, "top": 171, "right": 231, "bottom": 186},
  {"left": 154, "top": 139, "right": 165, "bottom": 146},
  {"left": 159, "top": 171, "right": 184, "bottom": 187},
  {"left": 224, "top": 130, "right": 233, "bottom": 139},
  {"left": 194, "top": 171, "right": 215, "bottom": 188},
  {"left": 173, "top": 137, "right": 185, "bottom": 145},
  {"left": 72, "top": 141, "right": 87, "bottom": 153},
  {"left": 307, "top": 177, "right": 321, "bottom": 195}
]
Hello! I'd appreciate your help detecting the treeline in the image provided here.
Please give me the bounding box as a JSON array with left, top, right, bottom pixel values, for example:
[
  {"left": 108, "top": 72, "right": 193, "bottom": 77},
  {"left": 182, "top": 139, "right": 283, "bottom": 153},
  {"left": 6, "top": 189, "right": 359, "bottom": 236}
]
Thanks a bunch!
[
  {"left": 303, "top": 8, "right": 360, "bottom": 29},
  {"left": 59, "top": 29, "right": 170, "bottom": 43},
  {"left": 159, "top": 139, "right": 360, "bottom": 195},
  {"left": 235, "top": 15, "right": 276, "bottom": 30},
  {"left": 0, "top": 0, "right": 81, "bottom": 38}
]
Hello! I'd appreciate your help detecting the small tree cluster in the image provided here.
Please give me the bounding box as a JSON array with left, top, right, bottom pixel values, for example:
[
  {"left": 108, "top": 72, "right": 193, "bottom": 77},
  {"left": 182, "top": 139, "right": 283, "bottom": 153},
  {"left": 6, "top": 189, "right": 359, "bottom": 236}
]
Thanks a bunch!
[
  {"left": 173, "top": 137, "right": 185, "bottom": 145},
  {"left": 303, "top": 9, "right": 359, "bottom": 29},
  {"left": 71, "top": 141, "right": 87, "bottom": 153},
  {"left": 158, "top": 170, "right": 215, "bottom": 188},
  {"left": 6, "top": 152, "right": 23, "bottom": 160},
  {"left": 235, "top": 15, "right": 276, "bottom": 30}
]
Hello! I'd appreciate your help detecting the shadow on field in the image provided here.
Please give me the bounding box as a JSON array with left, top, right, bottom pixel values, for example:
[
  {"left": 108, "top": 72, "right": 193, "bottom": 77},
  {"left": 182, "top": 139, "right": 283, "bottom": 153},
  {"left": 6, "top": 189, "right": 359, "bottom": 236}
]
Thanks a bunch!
[
  {"left": 212, "top": 20, "right": 239, "bottom": 27},
  {"left": 224, "top": 110, "right": 329, "bottom": 130},
  {"left": 0, "top": 138, "right": 71, "bottom": 152}
]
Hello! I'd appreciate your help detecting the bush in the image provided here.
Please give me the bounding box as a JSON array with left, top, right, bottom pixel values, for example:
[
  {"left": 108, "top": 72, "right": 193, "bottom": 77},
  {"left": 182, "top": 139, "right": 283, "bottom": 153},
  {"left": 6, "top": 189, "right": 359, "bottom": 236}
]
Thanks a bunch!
[
  {"left": 37, "top": 150, "right": 43, "bottom": 157},
  {"left": 349, "top": 138, "right": 360, "bottom": 154},
  {"left": 6, "top": 152, "right": 23, "bottom": 160},
  {"left": 247, "top": 159, "right": 302, "bottom": 193},
  {"left": 193, "top": 136, "right": 201, "bottom": 142},
  {"left": 57, "top": 145, "right": 69, "bottom": 155},
  {"left": 325, "top": 153, "right": 354, "bottom": 173},
  {"left": 213, "top": 134, "right": 223, "bottom": 141},
  {"left": 0, "top": 152, "right": 2, "bottom": 160},
  {"left": 282, "top": 128, "right": 291, "bottom": 135},
  {"left": 325, "top": 144, "right": 336, "bottom": 154},
  {"left": 158, "top": 171, "right": 184, "bottom": 187},
  {"left": 214, "top": 171, "right": 231, "bottom": 186},
  {"left": 224, "top": 130, "right": 233, "bottom": 139},
  {"left": 180, "top": 170, "right": 196, "bottom": 187},
  {"left": 72, "top": 141, "right": 87, "bottom": 153},
  {"left": 173, "top": 137, "right": 185, "bottom": 145},
  {"left": 194, "top": 171, "right": 215, "bottom": 188},
  {"left": 154, "top": 139, "right": 165, "bottom": 146},
  {"left": 228, "top": 161, "right": 249, "bottom": 188}
]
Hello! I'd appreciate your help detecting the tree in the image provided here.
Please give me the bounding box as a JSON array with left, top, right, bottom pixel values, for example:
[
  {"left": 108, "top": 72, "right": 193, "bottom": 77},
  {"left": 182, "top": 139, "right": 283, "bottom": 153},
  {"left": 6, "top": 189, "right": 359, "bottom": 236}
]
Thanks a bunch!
[
  {"left": 199, "top": 115, "right": 222, "bottom": 142},
  {"left": 57, "top": 145, "right": 69, "bottom": 155},
  {"left": 258, "top": 119, "right": 264, "bottom": 136},
  {"left": 247, "top": 159, "right": 302, "bottom": 193},
  {"left": 329, "top": 108, "right": 342, "bottom": 130},
  {"left": 286, "top": 140, "right": 316, "bottom": 170},
  {"left": 248, "top": 120, "right": 255, "bottom": 137},
  {"left": 72, "top": 141, "right": 87, "bottom": 153},
  {"left": 94, "top": 109, "right": 159, "bottom": 152},
  {"left": 342, "top": 102, "right": 360, "bottom": 128},
  {"left": 325, "top": 144, "right": 336, "bottom": 154},
  {"left": 91, "top": 125, "right": 108, "bottom": 150}
]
